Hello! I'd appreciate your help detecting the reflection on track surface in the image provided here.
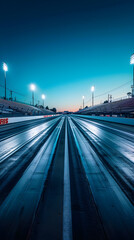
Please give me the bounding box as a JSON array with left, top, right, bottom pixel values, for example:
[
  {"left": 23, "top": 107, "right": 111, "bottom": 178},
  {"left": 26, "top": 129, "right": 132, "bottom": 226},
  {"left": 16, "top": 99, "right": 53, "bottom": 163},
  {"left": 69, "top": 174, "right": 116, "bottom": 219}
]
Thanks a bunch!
[{"left": 0, "top": 115, "right": 134, "bottom": 240}]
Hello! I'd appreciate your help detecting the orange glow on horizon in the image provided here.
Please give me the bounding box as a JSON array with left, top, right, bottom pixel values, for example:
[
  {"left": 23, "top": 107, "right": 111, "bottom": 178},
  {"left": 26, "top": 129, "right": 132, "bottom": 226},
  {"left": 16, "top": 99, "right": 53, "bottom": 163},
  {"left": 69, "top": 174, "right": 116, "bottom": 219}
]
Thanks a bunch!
[{"left": 57, "top": 106, "right": 79, "bottom": 112}]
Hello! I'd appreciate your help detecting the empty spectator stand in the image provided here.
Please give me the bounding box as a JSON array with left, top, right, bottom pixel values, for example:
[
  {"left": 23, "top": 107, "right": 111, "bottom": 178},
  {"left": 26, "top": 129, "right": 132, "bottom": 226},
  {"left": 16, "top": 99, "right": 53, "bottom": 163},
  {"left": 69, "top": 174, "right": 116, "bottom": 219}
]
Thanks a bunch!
[
  {"left": 76, "top": 98, "right": 134, "bottom": 117},
  {"left": 0, "top": 99, "right": 54, "bottom": 117}
]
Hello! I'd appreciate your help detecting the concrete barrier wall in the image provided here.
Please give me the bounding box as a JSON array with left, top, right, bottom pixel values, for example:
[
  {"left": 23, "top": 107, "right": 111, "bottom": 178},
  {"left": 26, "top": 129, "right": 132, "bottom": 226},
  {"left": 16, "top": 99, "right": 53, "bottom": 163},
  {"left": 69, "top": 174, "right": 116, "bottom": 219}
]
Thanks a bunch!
[
  {"left": 74, "top": 114, "right": 134, "bottom": 126},
  {"left": 0, "top": 115, "right": 56, "bottom": 125}
]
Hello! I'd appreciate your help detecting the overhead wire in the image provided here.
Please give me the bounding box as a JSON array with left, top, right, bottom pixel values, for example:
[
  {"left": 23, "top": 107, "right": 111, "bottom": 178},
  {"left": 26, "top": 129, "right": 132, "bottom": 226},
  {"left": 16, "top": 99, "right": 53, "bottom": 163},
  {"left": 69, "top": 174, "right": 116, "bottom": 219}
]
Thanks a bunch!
[{"left": 84, "top": 80, "right": 131, "bottom": 104}]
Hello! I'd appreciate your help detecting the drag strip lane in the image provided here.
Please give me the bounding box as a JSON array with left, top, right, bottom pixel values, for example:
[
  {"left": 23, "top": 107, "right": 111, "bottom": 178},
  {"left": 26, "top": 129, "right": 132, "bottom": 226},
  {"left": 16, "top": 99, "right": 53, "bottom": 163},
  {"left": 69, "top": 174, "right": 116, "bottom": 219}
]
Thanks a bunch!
[
  {"left": 69, "top": 117, "right": 134, "bottom": 240},
  {"left": 71, "top": 116, "right": 134, "bottom": 204},
  {"left": 0, "top": 117, "right": 58, "bottom": 141},
  {"left": 0, "top": 117, "right": 61, "bottom": 163},
  {"left": 72, "top": 116, "right": 134, "bottom": 162},
  {"left": 0, "top": 117, "right": 64, "bottom": 240},
  {"left": 0, "top": 117, "right": 61, "bottom": 204},
  {"left": 74, "top": 115, "right": 134, "bottom": 142}
]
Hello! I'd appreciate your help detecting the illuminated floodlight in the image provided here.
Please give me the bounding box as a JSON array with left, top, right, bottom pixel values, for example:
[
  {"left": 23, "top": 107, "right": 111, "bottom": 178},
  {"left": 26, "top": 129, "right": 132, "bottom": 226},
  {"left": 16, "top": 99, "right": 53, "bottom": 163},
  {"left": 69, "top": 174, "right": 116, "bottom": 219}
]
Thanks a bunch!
[
  {"left": 42, "top": 94, "right": 45, "bottom": 100},
  {"left": 91, "top": 86, "right": 95, "bottom": 92},
  {"left": 3, "top": 62, "right": 8, "bottom": 72},
  {"left": 30, "top": 84, "right": 36, "bottom": 91},
  {"left": 130, "top": 54, "right": 134, "bottom": 65},
  {"left": 82, "top": 96, "right": 85, "bottom": 99},
  {"left": 3, "top": 62, "right": 8, "bottom": 99}
]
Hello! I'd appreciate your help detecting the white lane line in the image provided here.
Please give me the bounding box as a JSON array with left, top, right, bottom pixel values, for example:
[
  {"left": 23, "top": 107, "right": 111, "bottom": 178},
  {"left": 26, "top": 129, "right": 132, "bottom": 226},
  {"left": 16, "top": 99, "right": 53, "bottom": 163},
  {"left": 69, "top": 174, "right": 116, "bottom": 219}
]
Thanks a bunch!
[{"left": 63, "top": 118, "right": 73, "bottom": 240}]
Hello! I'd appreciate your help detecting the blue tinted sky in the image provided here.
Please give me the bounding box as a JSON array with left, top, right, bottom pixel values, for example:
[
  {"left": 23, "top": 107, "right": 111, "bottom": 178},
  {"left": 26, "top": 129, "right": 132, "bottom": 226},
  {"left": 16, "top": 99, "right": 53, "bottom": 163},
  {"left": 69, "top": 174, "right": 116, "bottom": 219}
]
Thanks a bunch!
[{"left": 0, "top": 0, "right": 134, "bottom": 111}]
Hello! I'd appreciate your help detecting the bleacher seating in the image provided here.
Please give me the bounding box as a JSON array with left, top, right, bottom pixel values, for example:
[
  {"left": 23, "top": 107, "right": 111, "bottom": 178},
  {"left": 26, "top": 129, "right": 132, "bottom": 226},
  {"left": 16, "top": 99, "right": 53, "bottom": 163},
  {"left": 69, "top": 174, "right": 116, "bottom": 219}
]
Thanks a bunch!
[
  {"left": 0, "top": 99, "right": 54, "bottom": 117},
  {"left": 77, "top": 98, "right": 134, "bottom": 117}
]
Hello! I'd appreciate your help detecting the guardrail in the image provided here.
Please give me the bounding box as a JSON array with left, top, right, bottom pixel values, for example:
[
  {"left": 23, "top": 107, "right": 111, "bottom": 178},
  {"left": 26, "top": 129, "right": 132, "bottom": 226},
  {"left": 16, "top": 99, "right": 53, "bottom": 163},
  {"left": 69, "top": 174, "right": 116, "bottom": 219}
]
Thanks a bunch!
[
  {"left": 74, "top": 114, "right": 134, "bottom": 126},
  {"left": 0, "top": 115, "right": 57, "bottom": 125}
]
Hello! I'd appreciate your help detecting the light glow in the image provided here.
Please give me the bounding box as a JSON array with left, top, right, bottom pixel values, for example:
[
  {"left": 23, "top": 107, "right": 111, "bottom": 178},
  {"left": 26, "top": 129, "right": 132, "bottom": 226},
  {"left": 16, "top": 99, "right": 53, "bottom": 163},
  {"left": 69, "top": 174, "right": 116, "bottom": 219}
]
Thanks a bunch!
[
  {"left": 42, "top": 94, "right": 45, "bottom": 100},
  {"left": 3, "top": 62, "right": 8, "bottom": 72},
  {"left": 82, "top": 96, "right": 84, "bottom": 99},
  {"left": 130, "top": 54, "right": 134, "bottom": 65},
  {"left": 30, "top": 84, "right": 36, "bottom": 91},
  {"left": 91, "top": 86, "right": 95, "bottom": 92}
]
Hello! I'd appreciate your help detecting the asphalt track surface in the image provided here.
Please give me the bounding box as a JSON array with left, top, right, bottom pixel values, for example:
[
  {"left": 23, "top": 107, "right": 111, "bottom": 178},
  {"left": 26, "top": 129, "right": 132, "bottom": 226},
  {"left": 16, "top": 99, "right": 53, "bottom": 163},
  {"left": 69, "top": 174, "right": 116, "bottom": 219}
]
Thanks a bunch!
[{"left": 0, "top": 115, "right": 134, "bottom": 240}]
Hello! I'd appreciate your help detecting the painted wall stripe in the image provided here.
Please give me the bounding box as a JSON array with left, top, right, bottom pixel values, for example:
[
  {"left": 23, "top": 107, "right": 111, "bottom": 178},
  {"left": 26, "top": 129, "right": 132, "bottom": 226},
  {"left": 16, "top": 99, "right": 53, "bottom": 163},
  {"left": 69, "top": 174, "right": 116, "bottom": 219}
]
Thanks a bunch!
[{"left": 0, "top": 115, "right": 60, "bottom": 125}]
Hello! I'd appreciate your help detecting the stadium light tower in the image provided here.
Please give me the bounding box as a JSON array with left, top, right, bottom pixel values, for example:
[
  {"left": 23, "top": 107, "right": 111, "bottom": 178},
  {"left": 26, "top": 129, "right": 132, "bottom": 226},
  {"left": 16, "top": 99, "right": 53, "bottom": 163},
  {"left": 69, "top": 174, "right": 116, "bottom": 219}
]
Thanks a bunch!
[
  {"left": 130, "top": 53, "right": 134, "bottom": 97},
  {"left": 82, "top": 96, "right": 85, "bottom": 109},
  {"left": 91, "top": 86, "right": 95, "bottom": 106},
  {"left": 3, "top": 62, "right": 8, "bottom": 99},
  {"left": 42, "top": 94, "right": 45, "bottom": 107},
  {"left": 30, "top": 84, "right": 36, "bottom": 105}
]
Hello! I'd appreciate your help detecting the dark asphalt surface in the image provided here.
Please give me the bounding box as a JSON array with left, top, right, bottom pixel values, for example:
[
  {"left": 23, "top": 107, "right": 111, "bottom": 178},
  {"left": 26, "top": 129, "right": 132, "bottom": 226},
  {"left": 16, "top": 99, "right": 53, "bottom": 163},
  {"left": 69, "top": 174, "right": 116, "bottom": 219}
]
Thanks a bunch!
[
  {"left": 30, "top": 121, "right": 65, "bottom": 240},
  {"left": 0, "top": 115, "right": 134, "bottom": 240}
]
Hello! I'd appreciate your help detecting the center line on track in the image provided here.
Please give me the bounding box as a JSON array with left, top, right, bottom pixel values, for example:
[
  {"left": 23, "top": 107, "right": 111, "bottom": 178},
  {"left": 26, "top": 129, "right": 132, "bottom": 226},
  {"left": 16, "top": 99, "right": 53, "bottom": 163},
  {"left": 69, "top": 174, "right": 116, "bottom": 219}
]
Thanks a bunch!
[{"left": 63, "top": 117, "right": 73, "bottom": 240}]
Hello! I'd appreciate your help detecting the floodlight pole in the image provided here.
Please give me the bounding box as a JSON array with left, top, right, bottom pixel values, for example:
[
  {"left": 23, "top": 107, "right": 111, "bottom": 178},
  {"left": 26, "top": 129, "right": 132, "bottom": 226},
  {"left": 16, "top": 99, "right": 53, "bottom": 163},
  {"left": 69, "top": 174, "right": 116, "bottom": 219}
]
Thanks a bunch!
[
  {"left": 82, "top": 96, "right": 84, "bottom": 109},
  {"left": 131, "top": 65, "right": 134, "bottom": 97},
  {"left": 30, "top": 84, "right": 36, "bottom": 105},
  {"left": 92, "top": 91, "right": 94, "bottom": 106},
  {"left": 133, "top": 64, "right": 134, "bottom": 87},
  {"left": 4, "top": 71, "right": 6, "bottom": 100},
  {"left": 130, "top": 54, "right": 134, "bottom": 97},
  {"left": 41, "top": 94, "right": 45, "bottom": 108},
  {"left": 32, "top": 91, "right": 34, "bottom": 105},
  {"left": 3, "top": 63, "right": 8, "bottom": 100},
  {"left": 91, "top": 86, "right": 95, "bottom": 106}
]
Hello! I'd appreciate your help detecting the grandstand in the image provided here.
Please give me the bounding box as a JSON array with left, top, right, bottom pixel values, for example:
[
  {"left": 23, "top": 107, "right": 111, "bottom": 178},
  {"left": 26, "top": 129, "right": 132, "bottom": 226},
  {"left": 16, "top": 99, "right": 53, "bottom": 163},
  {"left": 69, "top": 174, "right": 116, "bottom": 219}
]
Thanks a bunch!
[
  {"left": 0, "top": 99, "right": 54, "bottom": 117},
  {"left": 76, "top": 98, "right": 134, "bottom": 118}
]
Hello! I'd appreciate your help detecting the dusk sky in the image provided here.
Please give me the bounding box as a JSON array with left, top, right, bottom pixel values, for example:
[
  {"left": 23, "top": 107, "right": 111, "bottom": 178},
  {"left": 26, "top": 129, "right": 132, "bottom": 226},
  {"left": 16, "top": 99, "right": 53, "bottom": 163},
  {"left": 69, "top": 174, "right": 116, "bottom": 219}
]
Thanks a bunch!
[{"left": 0, "top": 0, "right": 134, "bottom": 111}]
